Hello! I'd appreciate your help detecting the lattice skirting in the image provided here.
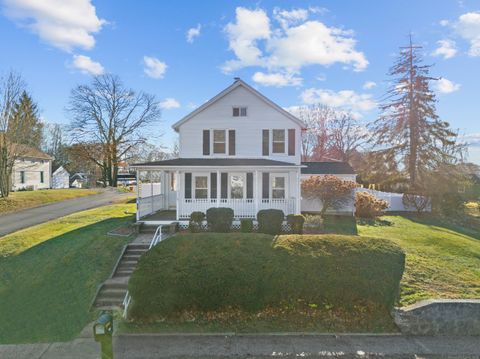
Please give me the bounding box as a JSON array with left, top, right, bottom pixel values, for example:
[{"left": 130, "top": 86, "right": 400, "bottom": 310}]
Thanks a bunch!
[{"left": 177, "top": 221, "right": 292, "bottom": 232}]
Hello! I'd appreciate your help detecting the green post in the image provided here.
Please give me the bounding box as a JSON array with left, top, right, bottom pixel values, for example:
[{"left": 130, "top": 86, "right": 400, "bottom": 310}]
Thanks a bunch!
[{"left": 93, "top": 311, "right": 114, "bottom": 359}]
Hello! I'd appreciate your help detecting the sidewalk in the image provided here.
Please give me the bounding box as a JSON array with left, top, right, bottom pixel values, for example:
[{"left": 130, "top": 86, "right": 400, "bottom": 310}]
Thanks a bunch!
[{"left": 2, "top": 333, "right": 479, "bottom": 359}]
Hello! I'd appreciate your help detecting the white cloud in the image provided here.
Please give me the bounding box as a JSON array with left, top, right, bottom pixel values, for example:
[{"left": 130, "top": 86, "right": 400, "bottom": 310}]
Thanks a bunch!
[
  {"left": 252, "top": 71, "right": 302, "bottom": 87},
  {"left": 159, "top": 98, "right": 180, "bottom": 109},
  {"left": 71, "top": 55, "right": 104, "bottom": 75},
  {"left": 2, "top": 0, "right": 105, "bottom": 52},
  {"left": 462, "top": 132, "right": 480, "bottom": 147},
  {"left": 432, "top": 39, "right": 458, "bottom": 59},
  {"left": 223, "top": 7, "right": 368, "bottom": 75},
  {"left": 300, "top": 88, "right": 376, "bottom": 117},
  {"left": 435, "top": 78, "right": 461, "bottom": 94},
  {"left": 454, "top": 11, "right": 480, "bottom": 56},
  {"left": 440, "top": 19, "right": 450, "bottom": 27},
  {"left": 362, "top": 81, "right": 376, "bottom": 89},
  {"left": 143, "top": 56, "right": 167, "bottom": 79},
  {"left": 186, "top": 24, "right": 201, "bottom": 43}
]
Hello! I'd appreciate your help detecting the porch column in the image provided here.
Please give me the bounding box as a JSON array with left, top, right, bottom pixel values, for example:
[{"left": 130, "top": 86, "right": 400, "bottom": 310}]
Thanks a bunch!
[
  {"left": 296, "top": 168, "right": 301, "bottom": 214},
  {"left": 254, "top": 170, "right": 259, "bottom": 215},
  {"left": 175, "top": 170, "right": 180, "bottom": 220},
  {"left": 161, "top": 170, "right": 166, "bottom": 209},
  {"left": 216, "top": 170, "right": 220, "bottom": 207},
  {"left": 150, "top": 171, "right": 154, "bottom": 214},
  {"left": 135, "top": 170, "right": 140, "bottom": 221}
]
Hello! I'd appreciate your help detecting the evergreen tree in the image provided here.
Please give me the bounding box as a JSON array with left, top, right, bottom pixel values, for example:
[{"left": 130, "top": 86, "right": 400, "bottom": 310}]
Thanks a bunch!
[
  {"left": 370, "top": 35, "right": 461, "bottom": 189},
  {"left": 10, "top": 91, "right": 43, "bottom": 149}
]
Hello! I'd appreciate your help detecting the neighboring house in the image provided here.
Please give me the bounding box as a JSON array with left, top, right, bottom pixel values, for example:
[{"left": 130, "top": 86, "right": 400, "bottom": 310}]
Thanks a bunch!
[
  {"left": 70, "top": 173, "right": 88, "bottom": 188},
  {"left": 52, "top": 165, "right": 70, "bottom": 189},
  {"left": 131, "top": 78, "right": 356, "bottom": 223},
  {"left": 11, "top": 145, "right": 53, "bottom": 191}
]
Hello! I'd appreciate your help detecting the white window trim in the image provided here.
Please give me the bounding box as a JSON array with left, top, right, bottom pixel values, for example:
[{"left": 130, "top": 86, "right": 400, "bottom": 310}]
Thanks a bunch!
[
  {"left": 193, "top": 174, "right": 209, "bottom": 199},
  {"left": 228, "top": 172, "right": 246, "bottom": 199},
  {"left": 271, "top": 129, "right": 286, "bottom": 155},
  {"left": 212, "top": 129, "right": 227, "bottom": 155},
  {"left": 209, "top": 129, "right": 235, "bottom": 157},
  {"left": 232, "top": 106, "right": 248, "bottom": 117},
  {"left": 270, "top": 173, "right": 288, "bottom": 199}
]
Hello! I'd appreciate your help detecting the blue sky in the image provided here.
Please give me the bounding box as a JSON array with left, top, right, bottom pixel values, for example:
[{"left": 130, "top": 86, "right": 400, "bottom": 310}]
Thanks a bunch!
[{"left": 1, "top": 0, "right": 480, "bottom": 163}]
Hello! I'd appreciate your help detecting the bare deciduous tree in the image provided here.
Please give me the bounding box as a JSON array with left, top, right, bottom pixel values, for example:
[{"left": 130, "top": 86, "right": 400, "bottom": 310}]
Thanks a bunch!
[{"left": 68, "top": 74, "right": 161, "bottom": 187}]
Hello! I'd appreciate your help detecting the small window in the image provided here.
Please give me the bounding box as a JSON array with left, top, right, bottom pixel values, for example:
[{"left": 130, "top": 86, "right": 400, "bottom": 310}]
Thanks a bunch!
[
  {"left": 230, "top": 174, "right": 245, "bottom": 199},
  {"left": 40, "top": 171, "right": 44, "bottom": 183},
  {"left": 213, "top": 130, "right": 226, "bottom": 154},
  {"left": 20, "top": 171, "right": 25, "bottom": 184},
  {"left": 272, "top": 129, "right": 285, "bottom": 153},
  {"left": 195, "top": 176, "right": 208, "bottom": 199},
  {"left": 272, "top": 176, "right": 285, "bottom": 199},
  {"left": 233, "top": 107, "right": 247, "bottom": 117}
]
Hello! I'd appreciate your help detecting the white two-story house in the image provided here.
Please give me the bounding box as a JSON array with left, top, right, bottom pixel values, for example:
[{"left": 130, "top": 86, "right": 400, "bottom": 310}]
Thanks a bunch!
[{"left": 132, "top": 78, "right": 355, "bottom": 223}]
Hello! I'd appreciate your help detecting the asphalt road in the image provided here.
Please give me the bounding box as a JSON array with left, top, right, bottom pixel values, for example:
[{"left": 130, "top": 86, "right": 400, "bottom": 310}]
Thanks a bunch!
[{"left": 0, "top": 189, "right": 132, "bottom": 237}]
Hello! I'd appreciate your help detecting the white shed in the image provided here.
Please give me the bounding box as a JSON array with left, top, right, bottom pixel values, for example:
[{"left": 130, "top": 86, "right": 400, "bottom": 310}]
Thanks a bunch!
[{"left": 52, "top": 166, "right": 70, "bottom": 189}]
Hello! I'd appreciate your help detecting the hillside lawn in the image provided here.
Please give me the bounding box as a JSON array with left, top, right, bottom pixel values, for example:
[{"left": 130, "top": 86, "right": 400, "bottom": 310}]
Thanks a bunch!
[
  {"left": 0, "top": 201, "right": 135, "bottom": 344},
  {"left": 0, "top": 188, "right": 100, "bottom": 214}
]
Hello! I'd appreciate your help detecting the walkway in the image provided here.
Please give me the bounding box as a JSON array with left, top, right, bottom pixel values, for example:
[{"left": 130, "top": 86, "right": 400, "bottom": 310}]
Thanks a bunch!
[{"left": 0, "top": 189, "right": 131, "bottom": 237}]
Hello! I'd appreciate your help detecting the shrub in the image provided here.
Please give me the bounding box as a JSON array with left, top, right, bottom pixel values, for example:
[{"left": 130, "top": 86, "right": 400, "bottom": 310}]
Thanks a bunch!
[
  {"left": 303, "top": 214, "right": 324, "bottom": 234},
  {"left": 189, "top": 211, "right": 205, "bottom": 233},
  {"left": 439, "top": 192, "right": 464, "bottom": 216},
  {"left": 128, "top": 233, "right": 405, "bottom": 319},
  {"left": 240, "top": 218, "right": 253, "bottom": 233},
  {"left": 206, "top": 207, "right": 234, "bottom": 232},
  {"left": 355, "top": 192, "right": 389, "bottom": 219},
  {"left": 257, "top": 209, "right": 284, "bottom": 235},
  {"left": 286, "top": 214, "right": 305, "bottom": 234}
]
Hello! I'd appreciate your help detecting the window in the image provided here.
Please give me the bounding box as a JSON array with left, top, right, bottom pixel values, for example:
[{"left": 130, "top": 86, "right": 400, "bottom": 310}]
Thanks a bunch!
[
  {"left": 213, "top": 130, "right": 226, "bottom": 154},
  {"left": 230, "top": 174, "right": 245, "bottom": 199},
  {"left": 20, "top": 171, "right": 25, "bottom": 184},
  {"left": 194, "top": 176, "right": 208, "bottom": 199},
  {"left": 233, "top": 106, "right": 247, "bottom": 117},
  {"left": 272, "top": 176, "right": 285, "bottom": 199},
  {"left": 272, "top": 129, "right": 285, "bottom": 153},
  {"left": 40, "top": 171, "right": 44, "bottom": 183}
]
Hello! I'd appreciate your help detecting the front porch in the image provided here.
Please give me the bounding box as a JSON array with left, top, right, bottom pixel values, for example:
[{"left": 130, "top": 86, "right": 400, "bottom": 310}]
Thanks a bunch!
[{"left": 133, "top": 161, "right": 302, "bottom": 222}]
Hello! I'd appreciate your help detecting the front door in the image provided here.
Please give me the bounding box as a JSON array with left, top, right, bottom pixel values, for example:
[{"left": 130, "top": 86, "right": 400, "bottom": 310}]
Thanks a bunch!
[{"left": 168, "top": 172, "right": 177, "bottom": 209}]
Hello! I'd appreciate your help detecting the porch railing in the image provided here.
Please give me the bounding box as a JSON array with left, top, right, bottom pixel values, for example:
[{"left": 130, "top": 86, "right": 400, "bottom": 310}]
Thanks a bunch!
[
  {"left": 137, "top": 194, "right": 166, "bottom": 219},
  {"left": 178, "top": 198, "right": 296, "bottom": 219}
]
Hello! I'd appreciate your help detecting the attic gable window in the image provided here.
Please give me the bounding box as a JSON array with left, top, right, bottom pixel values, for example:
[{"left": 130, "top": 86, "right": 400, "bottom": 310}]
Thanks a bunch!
[{"left": 233, "top": 106, "right": 247, "bottom": 117}]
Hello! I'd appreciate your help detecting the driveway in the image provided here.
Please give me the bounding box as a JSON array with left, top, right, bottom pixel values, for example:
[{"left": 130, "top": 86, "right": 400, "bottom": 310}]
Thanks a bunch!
[{"left": 0, "top": 189, "right": 132, "bottom": 237}]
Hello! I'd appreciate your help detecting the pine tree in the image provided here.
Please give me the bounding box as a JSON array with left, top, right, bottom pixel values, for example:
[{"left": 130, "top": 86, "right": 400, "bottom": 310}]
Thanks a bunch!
[
  {"left": 370, "top": 35, "right": 461, "bottom": 189},
  {"left": 10, "top": 91, "right": 43, "bottom": 149}
]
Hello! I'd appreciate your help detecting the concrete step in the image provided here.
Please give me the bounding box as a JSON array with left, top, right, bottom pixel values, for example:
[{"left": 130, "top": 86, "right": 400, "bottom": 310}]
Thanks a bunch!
[
  {"left": 127, "top": 244, "right": 150, "bottom": 250},
  {"left": 114, "top": 270, "right": 134, "bottom": 277},
  {"left": 123, "top": 254, "right": 142, "bottom": 261},
  {"left": 102, "top": 282, "right": 128, "bottom": 290},
  {"left": 94, "top": 299, "right": 122, "bottom": 307},
  {"left": 117, "top": 263, "right": 137, "bottom": 270},
  {"left": 125, "top": 250, "right": 147, "bottom": 257},
  {"left": 98, "top": 288, "right": 126, "bottom": 299},
  {"left": 118, "top": 260, "right": 138, "bottom": 265}
]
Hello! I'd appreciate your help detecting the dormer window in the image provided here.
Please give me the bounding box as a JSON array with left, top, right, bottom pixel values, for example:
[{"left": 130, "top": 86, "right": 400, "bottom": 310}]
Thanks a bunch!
[{"left": 233, "top": 106, "right": 247, "bottom": 117}]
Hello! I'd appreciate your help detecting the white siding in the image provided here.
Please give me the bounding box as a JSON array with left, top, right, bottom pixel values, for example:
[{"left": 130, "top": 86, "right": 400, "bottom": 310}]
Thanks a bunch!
[
  {"left": 52, "top": 167, "right": 70, "bottom": 189},
  {"left": 178, "top": 86, "right": 302, "bottom": 164},
  {"left": 12, "top": 158, "right": 51, "bottom": 190}
]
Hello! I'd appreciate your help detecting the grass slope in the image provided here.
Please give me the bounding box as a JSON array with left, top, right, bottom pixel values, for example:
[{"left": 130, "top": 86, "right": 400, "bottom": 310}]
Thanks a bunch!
[
  {"left": 358, "top": 215, "right": 480, "bottom": 305},
  {"left": 0, "top": 189, "right": 99, "bottom": 214},
  {"left": 0, "top": 202, "right": 135, "bottom": 343}
]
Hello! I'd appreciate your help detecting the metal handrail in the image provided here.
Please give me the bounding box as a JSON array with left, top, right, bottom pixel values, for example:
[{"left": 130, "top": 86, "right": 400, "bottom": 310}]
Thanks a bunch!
[
  {"left": 122, "top": 290, "right": 131, "bottom": 319},
  {"left": 149, "top": 225, "right": 163, "bottom": 249}
]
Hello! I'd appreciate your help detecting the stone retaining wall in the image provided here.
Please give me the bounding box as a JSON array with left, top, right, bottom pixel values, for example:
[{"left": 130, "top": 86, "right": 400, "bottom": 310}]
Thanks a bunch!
[{"left": 394, "top": 299, "right": 480, "bottom": 335}]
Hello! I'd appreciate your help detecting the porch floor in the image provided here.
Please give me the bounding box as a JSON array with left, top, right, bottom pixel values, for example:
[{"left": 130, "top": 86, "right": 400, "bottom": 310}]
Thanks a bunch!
[{"left": 140, "top": 210, "right": 177, "bottom": 222}]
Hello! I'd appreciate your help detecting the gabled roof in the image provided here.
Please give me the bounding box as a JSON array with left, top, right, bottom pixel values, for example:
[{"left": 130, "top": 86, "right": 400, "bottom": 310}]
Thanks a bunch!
[
  {"left": 301, "top": 161, "right": 356, "bottom": 175},
  {"left": 171, "top": 78, "right": 306, "bottom": 131},
  {"left": 52, "top": 165, "right": 69, "bottom": 175},
  {"left": 132, "top": 158, "right": 300, "bottom": 168},
  {"left": 14, "top": 144, "right": 53, "bottom": 160}
]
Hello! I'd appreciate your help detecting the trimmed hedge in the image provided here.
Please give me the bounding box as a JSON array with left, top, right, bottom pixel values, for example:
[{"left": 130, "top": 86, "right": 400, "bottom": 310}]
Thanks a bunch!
[
  {"left": 206, "top": 207, "right": 234, "bottom": 232},
  {"left": 287, "top": 214, "right": 305, "bottom": 234},
  {"left": 240, "top": 218, "right": 253, "bottom": 233},
  {"left": 189, "top": 211, "right": 205, "bottom": 233},
  {"left": 257, "top": 209, "right": 284, "bottom": 234},
  {"left": 128, "top": 233, "right": 405, "bottom": 320}
]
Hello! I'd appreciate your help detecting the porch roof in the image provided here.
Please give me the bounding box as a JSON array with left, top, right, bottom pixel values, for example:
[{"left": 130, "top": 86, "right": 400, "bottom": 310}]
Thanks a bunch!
[
  {"left": 301, "top": 161, "right": 356, "bottom": 175},
  {"left": 131, "top": 158, "right": 301, "bottom": 169}
]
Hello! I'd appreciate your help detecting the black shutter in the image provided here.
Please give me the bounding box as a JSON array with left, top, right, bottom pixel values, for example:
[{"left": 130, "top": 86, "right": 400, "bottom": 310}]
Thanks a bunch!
[
  {"left": 221, "top": 173, "right": 228, "bottom": 199},
  {"left": 203, "top": 130, "right": 210, "bottom": 155},
  {"left": 246, "top": 173, "right": 253, "bottom": 199},
  {"left": 185, "top": 173, "right": 192, "bottom": 199},
  {"left": 210, "top": 172, "right": 217, "bottom": 199},
  {"left": 229, "top": 130, "right": 236, "bottom": 156},
  {"left": 262, "top": 129, "right": 269, "bottom": 156},
  {"left": 262, "top": 172, "right": 269, "bottom": 199},
  {"left": 288, "top": 129, "right": 295, "bottom": 156}
]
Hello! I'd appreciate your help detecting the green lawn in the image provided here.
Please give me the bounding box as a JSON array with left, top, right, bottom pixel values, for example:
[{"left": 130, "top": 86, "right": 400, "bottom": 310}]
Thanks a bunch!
[
  {"left": 0, "top": 202, "right": 135, "bottom": 344},
  {"left": 357, "top": 215, "right": 480, "bottom": 305},
  {"left": 0, "top": 188, "right": 100, "bottom": 214}
]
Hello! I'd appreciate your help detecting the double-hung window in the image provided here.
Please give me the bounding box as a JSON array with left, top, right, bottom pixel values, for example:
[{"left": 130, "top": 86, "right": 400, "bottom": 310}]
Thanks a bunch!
[
  {"left": 194, "top": 176, "right": 208, "bottom": 199},
  {"left": 40, "top": 171, "right": 44, "bottom": 183},
  {"left": 272, "top": 129, "right": 285, "bottom": 153},
  {"left": 213, "top": 130, "right": 226, "bottom": 154},
  {"left": 271, "top": 176, "right": 286, "bottom": 199},
  {"left": 20, "top": 171, "right": 25, "bottom": 184}
]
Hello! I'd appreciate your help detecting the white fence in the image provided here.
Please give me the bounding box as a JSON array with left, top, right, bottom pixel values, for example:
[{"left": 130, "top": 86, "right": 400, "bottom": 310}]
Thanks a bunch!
[
  {"left": 356, "top": 188, "right": 431, "bottom": 212},
  {"left": 139, "top": 182, "right": 162, "bottom": 198},
  {"left": 178, "top": 198, "right": 296, "bottom": 219},
  {"left": 137, "top": 194, "right": 166, "bottom": 219}
]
